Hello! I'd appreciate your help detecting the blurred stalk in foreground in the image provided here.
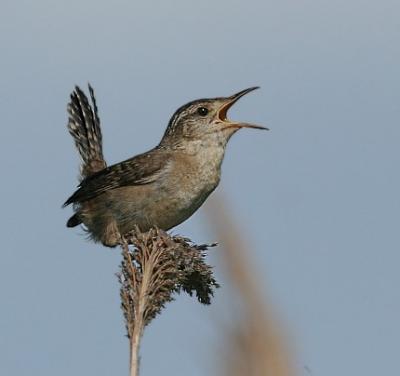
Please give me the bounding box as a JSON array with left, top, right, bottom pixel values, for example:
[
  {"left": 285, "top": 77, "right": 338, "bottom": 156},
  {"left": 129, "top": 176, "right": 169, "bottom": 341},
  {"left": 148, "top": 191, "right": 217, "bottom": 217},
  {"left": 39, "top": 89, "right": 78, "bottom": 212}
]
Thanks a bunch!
[
  {"left": 206, "top": 196, "right": 294, "bottom": 376},
  {"left": 118, "top": 227, "right": 219, "bottom": 376}
]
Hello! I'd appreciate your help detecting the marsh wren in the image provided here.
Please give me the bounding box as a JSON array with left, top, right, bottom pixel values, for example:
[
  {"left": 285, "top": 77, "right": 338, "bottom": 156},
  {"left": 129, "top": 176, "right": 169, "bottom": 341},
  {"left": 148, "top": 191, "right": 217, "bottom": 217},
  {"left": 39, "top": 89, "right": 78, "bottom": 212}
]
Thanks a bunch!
[{"left": 64, "top": 85, "right": 267, "bottom": 247}]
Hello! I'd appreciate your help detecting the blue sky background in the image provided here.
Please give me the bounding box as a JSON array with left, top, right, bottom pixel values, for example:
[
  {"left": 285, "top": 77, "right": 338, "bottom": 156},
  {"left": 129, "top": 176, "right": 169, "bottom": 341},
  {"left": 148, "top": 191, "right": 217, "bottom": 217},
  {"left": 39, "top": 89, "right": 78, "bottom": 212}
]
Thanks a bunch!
[{"left": 1, "top": 0, "right": 399, "bottom": 375}]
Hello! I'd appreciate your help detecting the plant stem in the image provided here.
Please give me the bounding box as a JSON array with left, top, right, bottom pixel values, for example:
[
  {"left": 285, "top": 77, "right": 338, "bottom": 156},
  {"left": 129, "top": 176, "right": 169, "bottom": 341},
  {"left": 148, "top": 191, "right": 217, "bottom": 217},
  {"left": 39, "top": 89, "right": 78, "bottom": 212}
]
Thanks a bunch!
[
  {"left": 129, "top": 325, "right": 142, "bottom": 376},
  {"left": 121, "top": 238, "right": 146, "bottom": 376},
  {"left": 129, "top": 270, "right": 146, "bottom": 376}
]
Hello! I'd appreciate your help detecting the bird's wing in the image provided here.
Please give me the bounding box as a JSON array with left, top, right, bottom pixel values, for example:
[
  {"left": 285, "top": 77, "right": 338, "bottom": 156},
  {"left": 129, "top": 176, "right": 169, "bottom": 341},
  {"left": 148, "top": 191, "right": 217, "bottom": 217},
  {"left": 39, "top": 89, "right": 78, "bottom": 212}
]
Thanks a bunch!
[{"left": 63, "top": 149, "right": 169, "bottom": 206}]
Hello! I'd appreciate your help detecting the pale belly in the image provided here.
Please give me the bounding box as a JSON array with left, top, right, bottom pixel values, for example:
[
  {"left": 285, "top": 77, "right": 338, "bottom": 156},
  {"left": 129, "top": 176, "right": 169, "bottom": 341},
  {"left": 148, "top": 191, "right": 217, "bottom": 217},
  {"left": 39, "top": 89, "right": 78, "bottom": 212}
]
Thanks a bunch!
[
  {"left": 113, "top": 176, "right": 219, "bottom": 234},
  {"left": 152, "top": 183, "right": 217, "bottom": 230}
]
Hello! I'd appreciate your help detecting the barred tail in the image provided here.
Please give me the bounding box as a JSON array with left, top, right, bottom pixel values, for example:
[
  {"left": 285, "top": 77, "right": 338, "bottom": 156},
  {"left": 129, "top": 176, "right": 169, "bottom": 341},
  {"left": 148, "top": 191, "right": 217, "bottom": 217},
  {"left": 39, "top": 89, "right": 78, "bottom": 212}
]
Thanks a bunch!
[{"left": 67, "top": 84, "right": 107, "bottom": 178}]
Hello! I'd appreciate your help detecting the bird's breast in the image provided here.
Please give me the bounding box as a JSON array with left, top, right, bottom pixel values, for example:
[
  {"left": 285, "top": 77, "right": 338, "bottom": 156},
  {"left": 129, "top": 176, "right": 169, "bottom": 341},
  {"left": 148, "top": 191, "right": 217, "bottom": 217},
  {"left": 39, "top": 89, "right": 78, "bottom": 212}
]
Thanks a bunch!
[{"left": 164, "top": 146, "right": 225, "bottom": 214}]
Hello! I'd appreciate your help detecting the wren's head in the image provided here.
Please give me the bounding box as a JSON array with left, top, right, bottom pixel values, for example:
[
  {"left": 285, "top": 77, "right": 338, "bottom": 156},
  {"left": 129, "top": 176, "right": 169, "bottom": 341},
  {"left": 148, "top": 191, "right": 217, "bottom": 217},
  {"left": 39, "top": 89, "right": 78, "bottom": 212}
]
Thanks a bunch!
[{"left": 160, "top": 87, "right": 268, "bottom": 148}]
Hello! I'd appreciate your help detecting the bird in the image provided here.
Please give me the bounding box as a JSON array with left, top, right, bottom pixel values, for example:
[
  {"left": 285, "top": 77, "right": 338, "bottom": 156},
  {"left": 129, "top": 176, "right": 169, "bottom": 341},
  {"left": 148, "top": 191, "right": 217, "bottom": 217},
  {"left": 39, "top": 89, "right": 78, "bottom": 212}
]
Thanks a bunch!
[{"left": 64, "top": 85, "right": 267, "bottom": 247}]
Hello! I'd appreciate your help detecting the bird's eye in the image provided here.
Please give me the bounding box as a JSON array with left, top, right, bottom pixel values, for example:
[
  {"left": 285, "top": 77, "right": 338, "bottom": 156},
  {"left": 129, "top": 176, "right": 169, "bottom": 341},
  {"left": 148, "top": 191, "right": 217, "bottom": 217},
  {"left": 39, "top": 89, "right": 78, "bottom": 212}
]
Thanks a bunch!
[{"left": 197, "top": 107, "right": 209, "bottom": 116}]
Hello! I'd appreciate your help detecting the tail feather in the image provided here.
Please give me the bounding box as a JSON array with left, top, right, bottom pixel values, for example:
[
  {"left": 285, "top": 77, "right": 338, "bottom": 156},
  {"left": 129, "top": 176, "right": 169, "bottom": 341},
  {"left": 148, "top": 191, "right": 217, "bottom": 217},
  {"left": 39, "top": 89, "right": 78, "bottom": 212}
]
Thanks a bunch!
[
  {"left": 66, "top": 213, "right": 82, "bottom": 227},
  {"left": 67, "top": 84, "right": 107, "bottom": 178}
]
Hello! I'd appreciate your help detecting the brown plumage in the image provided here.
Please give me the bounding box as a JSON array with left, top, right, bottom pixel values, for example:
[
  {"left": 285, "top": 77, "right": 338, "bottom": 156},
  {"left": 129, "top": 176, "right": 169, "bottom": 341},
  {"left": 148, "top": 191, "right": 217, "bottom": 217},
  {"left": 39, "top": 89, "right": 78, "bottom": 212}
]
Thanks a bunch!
[{"left": 64, "top": 85, "right": 266, "bottom": 247}]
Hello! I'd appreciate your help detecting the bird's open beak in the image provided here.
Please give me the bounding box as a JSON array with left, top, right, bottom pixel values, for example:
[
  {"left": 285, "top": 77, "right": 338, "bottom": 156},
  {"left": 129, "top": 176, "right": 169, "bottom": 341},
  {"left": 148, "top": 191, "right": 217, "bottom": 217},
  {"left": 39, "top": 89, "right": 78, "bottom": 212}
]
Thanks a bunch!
[{"left": 217, "top": 87, "right": 269, "bottom": 131}]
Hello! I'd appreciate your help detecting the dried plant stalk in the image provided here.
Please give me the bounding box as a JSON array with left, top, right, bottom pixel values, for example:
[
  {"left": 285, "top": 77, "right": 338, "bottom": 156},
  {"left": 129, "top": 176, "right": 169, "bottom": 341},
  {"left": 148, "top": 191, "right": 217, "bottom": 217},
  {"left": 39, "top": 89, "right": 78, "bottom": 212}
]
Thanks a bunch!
[
  {"left": 118, "top": 227, "right": 219, "bottom": 376},
  {"left": 206, "top": 196, "right": 294, "bottom": 376}
]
